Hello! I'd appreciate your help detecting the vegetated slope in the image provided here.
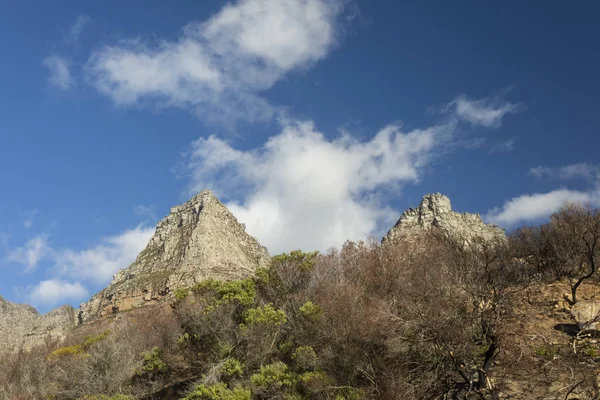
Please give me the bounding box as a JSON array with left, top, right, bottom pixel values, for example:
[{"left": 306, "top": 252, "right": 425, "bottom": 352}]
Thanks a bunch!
[{"left": 2, "top": 196, "right": 600, "bottom": 400}]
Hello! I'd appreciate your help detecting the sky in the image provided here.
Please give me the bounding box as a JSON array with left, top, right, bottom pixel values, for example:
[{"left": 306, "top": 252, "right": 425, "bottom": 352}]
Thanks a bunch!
[{"left": 1, "top": 0, "right": 599, "bottom": 313}]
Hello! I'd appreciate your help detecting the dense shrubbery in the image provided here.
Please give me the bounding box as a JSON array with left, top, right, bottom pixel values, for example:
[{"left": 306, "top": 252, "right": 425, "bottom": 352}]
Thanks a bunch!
[{"left": 3, "top": 204, "right": 600, "bottom": 399}]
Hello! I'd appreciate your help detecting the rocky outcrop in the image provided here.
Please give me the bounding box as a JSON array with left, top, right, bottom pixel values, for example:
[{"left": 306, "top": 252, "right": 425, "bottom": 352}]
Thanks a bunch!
[
  {"left": 571, "top": 300, "right": 600, "bottom": 332},
  {"left": 383, "top": 193, "right": 505, "bottom": 246},
  {"left": 0, "top": 296, "right": 77, "bottom": 352},
  {"left": 79, "top": 190, "right": 270, "bottom": 323}
]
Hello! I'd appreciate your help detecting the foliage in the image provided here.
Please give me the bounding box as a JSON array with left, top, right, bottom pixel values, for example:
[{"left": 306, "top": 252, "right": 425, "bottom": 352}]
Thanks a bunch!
[
  {"left": 220, "top": 358, "right": 244, "bottom": 379},
  {"left": 135, "top": 346, "right": 168, "bottom": 376},
  {"left": 48, "top": 330, "right": 110, "bottom": 359},
  {"left": 241, "top": 304, "right": 287, "bottom": 329},
  {"left": 292, "top": 346, "right": 317, "bottom": 371},
  {"left": 250, "top": 362, "right": 296, "bottom": 397},
  {"left": 181, "top": 383, "right": 251, "bottom": 400},
  {"left": 298, "top": 301, "right": 323, "bottom": 321}
]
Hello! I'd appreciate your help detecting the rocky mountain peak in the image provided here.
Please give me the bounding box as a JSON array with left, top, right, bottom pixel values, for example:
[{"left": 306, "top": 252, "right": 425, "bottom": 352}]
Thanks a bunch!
[
  {"left": 383, "top": 193, "right": 505, "bottom": 246},
  {"left": 79, "top": 190, "right": 270, "bottom": 322},
  {"left": 0, "top": 298, "right": 77, "bottom": 352}
]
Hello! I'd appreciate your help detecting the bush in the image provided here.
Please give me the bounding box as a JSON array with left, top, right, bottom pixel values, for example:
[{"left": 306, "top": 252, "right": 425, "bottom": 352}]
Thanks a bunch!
[
  {"left": 292, "top": 346, "right": 317, "bottom": 371},
  {"left": 182, "top": 382, "right": 251, "bottom": 400}
]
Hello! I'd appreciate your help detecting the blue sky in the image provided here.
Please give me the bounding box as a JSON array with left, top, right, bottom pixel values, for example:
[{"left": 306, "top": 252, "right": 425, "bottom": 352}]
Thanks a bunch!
[{"left": 1, "top": 0, "right": 599, "bottom": 312}]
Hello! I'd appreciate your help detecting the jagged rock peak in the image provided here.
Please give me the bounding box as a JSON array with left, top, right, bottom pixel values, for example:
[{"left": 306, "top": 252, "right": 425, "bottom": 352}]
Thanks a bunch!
[
  {"left": 0, "top": 298, "right": 77, "bottom": 353},
  {"left": 79, "top": 190, "right": 270, "bottom": 322},
  {"left": 383, "top": 193, "right": 505, "bottom": 246}
]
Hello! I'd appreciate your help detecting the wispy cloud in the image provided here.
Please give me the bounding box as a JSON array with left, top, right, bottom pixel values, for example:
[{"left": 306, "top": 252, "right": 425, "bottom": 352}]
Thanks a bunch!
[
  {"left": 486, "top": 188, "right": 600, "bottom": 226},
  {"left": 487, "top": 162, "right": 600, "bottom": 226},
  {"left": 54, "top": 225, "right": 154, "bottom": 283},
  {"left": 86, "top": 0, "right": 349, "bottom": 124},
  {"left": 22, "top": 209, "right": 38, "bottom": 229},
  {"left": 65, "top": 14, "right": 91, "bottom": 46},
  {"left": 447, "top": 94, "right": 520, "bottom": 128},
  {"left": 42, "top": 55, "right": 75, "bottom": 90},
  {"left": 133, "top": 205, "right": 157, "bottom": 221},
  {"left": 488, "top": 139, "right": 515, "bottom": 154},
  {"left": 29, "top": 279, "right": 88, "bottom": 306},
  {"left": 529, "top": 162, "right": 600, "bottom": 181},
  {"left": 7, "top": 234, "right": 51, "bottom": 272}
]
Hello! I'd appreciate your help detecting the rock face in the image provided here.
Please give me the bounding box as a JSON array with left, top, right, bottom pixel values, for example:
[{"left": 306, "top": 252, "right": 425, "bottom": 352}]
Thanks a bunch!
[
  {"left": 383, "top": 193, "right": 505, "bottom": 246},
  {"left": 79, "top": 190, "right": 270, "bottom": 323},
  {"left": 0, "top": 296, "right": 77, "bottom": 352},
  {"left": 571, "top": 300, "right": 600, "bottom": 332}
]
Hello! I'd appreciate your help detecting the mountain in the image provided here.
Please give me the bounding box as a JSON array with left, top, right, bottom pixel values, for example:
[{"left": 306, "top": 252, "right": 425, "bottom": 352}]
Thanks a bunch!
[
  {"left": 0, "top": 295, "right": 76, "bottom": 352},
  {"left": 382, "top": 192, "right": 505, "bottom": 246},
  {"left": 79, "top": 190, "right": 271, "bottom": 322}
]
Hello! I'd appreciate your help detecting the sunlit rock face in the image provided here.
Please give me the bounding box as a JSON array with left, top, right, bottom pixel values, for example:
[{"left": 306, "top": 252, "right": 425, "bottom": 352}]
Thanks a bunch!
[
  {"left": 79, "top": 190, "right": 271, "bottom": 323},
  {"left": 0, "top": 296, "right": 77, "bottom": 352},
  {"left": 382, "top": 193, "right": 506, "bottom": 247}
]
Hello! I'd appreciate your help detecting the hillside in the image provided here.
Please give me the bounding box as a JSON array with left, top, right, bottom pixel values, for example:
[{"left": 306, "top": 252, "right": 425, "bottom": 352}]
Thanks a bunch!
[{"left": 1, "top": 192, "right": 600, "bottom": 400}]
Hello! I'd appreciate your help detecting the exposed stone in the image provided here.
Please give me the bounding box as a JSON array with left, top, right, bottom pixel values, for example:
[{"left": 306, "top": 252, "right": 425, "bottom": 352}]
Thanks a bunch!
[
  {"left": 79, "top": 190, "right": 270, "bottom": 323},
  {"left": 382, "top": 193, "right": 506, "bottom": 246},
  {"left": 571, "top": 300, "right": 600, "bottom": 332},
  {"left": 0, "top": 296, "right": 77, "bottom": 352}
]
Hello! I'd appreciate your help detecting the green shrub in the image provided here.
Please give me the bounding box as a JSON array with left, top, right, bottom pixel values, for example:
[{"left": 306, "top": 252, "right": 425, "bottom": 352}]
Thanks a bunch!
[
  {"left": 192, "top": 279, "right": 256, "bottom": 309},
  {"left": 334, "top": 387, "right": 365, "bottom": 400},
  {"left": 292, "top": 346, "right": 318, "bottom": 371},
  {"left": 272, "top": 250, "right": 319, "bottom": 272},
  {"left": 135, "top": 347, "right": 168, "bottom": 376},
  {"left": 241, "top": 304, "right": 287, "bottom": 329},
  {"left": 220, "top": 358, "right": 244, "bottom": 379},
  {"left": 299, "top": 371, "right": 333, "bottom": 394},
  {"left": 48, "top": 330, "right": 110, "bottom": 359},
  {"left": 298, "top": 301, "right": 323, "bottom": 321},
  {"left": 174, "top": 288, "right": 190, "bottom": 301},
  {"left": 182, "top": 382, "right": 251, "bottom": 400},
  {"left": 250, "top": 361, "right": 296, "bottom": 396}
]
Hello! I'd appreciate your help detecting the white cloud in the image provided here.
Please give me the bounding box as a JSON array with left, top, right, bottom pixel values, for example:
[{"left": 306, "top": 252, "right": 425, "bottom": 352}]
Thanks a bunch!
[
  {"left": 29, "top": 279, "right": 88, "bottom": 306},
  {"left": 86, "top": 0, "right": 347, "bottom": 124},
  {"left": 54, "top": 225, "right": 154, "bottom": 283},
  {"left": 7, "top": 234, "right": 51, "bottom": 272},
  {"left": 449, "top": 94, "right": 519, "bottom": 128},
  {"left": 65, "top": 14, "right": 91, "bottom": 46},
  {"left": 43, "top": 55, "right": 75, "bottom": 90},
  {"left": 133, "top": 205, "right": 157, "bottom": 220},
  {"left": 486, "top": 188, "right": 600, "bottom": 226},
  {"left": 529, "top": 163, "right": 599, "bottom": 181},
  {"left": 185, "top": 119, "right": 454, "bottom": 254}
]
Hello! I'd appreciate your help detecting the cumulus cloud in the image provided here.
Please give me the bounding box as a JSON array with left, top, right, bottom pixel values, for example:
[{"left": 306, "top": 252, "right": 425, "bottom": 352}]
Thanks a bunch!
[
  {"left": 54, "top": 225, "right": 154, "bottom": 284},
  {"left": 486, "top": 188, "right": 600, "bottom": 227},
  {"left": 448, "top": 94, "right": 520, "bottom": 128},
  {"left": 43, "top": 55, "right": 75, "bottom": 90},
  {"left": 29, "top": 279, "right": 88, "bottom": 306},
  {"left": 529, "top": 163, "right": 600, "bottom": 181},
  {"left": 185, "top": 119, "right": 457, "bottom": 254},
  {"left": 86, "top": 0, "right": 348, "bottom": 123},
  {"left": 7, "top": 234, "right": 51, "bottom": 271},
  {"left": 65, "top": 14, "right": 91, "bottom": 46}
]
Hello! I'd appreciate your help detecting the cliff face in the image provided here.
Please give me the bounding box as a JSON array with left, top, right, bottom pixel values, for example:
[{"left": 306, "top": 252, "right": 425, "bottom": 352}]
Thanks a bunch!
[
  {"left": 78, "top": 190, "right": 271, "bottom": 322},
  {"left": 383, "top": 193, "right": 505, "bottom": 246},
  {"left": 0, "top": 296, "right": 77, "bottom": 352}
]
